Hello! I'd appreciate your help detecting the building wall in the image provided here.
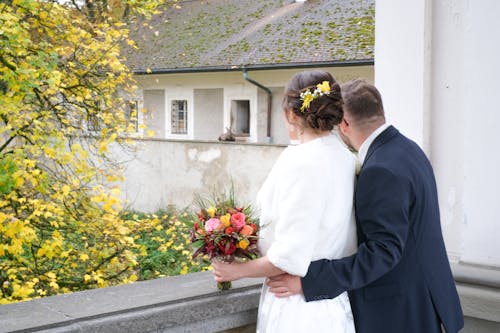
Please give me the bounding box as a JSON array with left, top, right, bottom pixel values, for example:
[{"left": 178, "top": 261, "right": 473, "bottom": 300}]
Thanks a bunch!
[
  {"left": 269, "top": 86, "right": 289, "bottom": 144},
  {"left": 142, "top": 89, "right": 165, "bottom": 138},
  {"left": 193, "top": 88, "right": 224, "bottom": 141},
  {"left": 112, "top": 139, "right": 285, "bottom": 212},
  {"left": 134, "top": 65, "right": 374, "bottom": 145},
  {"left": 376, "top": 0, "right": 500, "bottom": 271},
  {"left": 433, "top": 0, "right": 500, "bottom": 269},
  {"left": 376, "top": 0, "right": 500, "bottom": 329}
]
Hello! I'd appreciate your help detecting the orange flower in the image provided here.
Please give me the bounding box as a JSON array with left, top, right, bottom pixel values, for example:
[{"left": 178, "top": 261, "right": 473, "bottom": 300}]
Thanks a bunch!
[{"left": 239, "top": 225, "right": 254, "bottom": 237}]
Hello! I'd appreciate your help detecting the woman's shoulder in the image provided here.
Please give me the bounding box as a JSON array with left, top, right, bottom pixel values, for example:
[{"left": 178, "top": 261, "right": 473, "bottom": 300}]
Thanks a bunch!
[
  {"left": 296, "top": 135, "right": 355, "bottom": 161},
  {"left": 280, "top": 135, "right": 355, "bottom": 171}
]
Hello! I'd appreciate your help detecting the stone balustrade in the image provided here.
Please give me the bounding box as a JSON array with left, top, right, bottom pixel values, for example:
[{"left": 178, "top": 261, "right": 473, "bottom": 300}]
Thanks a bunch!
[
  {"left": 1, "top": 267, "right": 500, "bottom": 332},
  {"left": 0, "top": 272, "right": 262, "bottom": 333}
]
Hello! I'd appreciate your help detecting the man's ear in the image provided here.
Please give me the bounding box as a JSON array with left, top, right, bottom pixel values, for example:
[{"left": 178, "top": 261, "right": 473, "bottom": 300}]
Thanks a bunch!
[{"left": 339, "top": 118, "right": 348, "bottom": 135}]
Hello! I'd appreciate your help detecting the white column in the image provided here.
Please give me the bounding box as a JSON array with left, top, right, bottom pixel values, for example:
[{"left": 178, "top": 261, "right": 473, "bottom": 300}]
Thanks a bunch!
[
  {"left": 455, "top": 1, "right": 500, "bottom": 266},
  {"left": 375, "top": 0, "right": 500, "bottom": 269},
  {"left": 374, "top": 0, "right": 432, "bottom": 153}
]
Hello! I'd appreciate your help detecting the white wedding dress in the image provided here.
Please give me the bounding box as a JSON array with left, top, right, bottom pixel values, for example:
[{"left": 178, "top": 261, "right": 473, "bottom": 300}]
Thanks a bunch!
[{"left": 256, "top": 133, "right": 357, "bottom": 332}]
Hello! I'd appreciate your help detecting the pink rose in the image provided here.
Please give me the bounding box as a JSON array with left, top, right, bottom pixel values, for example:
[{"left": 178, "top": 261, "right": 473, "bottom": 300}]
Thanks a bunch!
[
  {"left": 205, "top": 218, "right": 221, "bottom": 232},
  {"left": 230, "top": 212, "right": 246, "bottom": 231}
]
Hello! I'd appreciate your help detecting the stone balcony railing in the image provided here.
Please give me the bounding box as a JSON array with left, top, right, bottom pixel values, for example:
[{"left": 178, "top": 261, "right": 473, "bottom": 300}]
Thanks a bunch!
[
  {"left": 0, "top": 272, "right": 262, "bottom": 333},
  {"left": 1, "top": 265, "right": 500, "bottom": 333}
]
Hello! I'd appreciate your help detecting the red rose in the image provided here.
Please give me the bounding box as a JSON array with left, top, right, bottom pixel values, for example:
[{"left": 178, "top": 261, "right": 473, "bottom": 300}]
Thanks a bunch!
[
  {"left": 250, "top": 223, "right": 258, "bottom": 233},
  {"left": 225, "top": 227, "right": 234, "bottom": 235}
]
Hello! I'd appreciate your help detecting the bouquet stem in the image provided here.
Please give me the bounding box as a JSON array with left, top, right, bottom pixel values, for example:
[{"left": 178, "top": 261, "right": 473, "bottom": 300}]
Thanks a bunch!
[{"left": 217, "top": 281, "right": 232, "bottom": 290}]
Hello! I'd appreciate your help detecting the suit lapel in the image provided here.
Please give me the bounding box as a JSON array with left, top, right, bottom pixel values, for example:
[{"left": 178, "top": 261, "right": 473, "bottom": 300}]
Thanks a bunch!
[{"left": 362, "top": 125, "right": 399, "bottom": 167}]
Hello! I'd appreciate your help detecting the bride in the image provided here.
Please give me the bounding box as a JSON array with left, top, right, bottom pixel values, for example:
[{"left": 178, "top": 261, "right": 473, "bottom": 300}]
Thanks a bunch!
[{"left": 212, "top": 70, "right": 357, "bottom": 332}]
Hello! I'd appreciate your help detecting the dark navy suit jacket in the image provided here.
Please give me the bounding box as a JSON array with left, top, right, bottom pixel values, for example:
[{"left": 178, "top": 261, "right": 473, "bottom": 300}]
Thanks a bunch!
[{"left": 301, "top": 126, "right": 464, "bottom": 333}]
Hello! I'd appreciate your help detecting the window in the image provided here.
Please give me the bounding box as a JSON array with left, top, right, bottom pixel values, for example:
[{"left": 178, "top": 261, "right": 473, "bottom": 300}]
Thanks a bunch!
[
  {"left": 127, "top": 100, "right": 139, "bottom": 132},
  {"left": 171, "top": 100, "right": 188, "bottom": 134},
  {"left": 230, "top": 100, "right": 250, "bottom": 136}
]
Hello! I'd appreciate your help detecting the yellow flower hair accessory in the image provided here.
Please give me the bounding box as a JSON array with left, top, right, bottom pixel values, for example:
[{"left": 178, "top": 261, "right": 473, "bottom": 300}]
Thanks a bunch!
[{"left": 299, "top": 81, "right": 332, "bottom": 112}]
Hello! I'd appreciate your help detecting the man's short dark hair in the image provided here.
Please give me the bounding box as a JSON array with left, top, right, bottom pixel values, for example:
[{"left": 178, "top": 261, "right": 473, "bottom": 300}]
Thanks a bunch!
[{"left": 341, "top": 79, "right": 384, "bottom": 123}]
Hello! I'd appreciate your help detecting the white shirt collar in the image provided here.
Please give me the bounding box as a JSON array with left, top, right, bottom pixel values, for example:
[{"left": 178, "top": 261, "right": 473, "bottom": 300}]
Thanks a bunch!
[{"left": 357, "top": 123, "right": 390, "bottom": 164}]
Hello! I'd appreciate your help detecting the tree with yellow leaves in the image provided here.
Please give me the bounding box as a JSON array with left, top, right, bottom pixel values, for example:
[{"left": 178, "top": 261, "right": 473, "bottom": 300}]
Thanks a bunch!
[{"left": 0, "top": 0, "right": 170, "bottom": 303}]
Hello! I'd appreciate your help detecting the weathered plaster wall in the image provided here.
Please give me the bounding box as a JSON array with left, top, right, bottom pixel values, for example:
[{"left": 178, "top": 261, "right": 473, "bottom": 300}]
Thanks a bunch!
[
  {"left": 142, "top": 89, "right": 166, "bottom": 138},
  {"left": 111, "top": 140, "right": 285, "bottom": 212},
  {"left": 193, "top": 88, "right": 224, "bottom": 141}
]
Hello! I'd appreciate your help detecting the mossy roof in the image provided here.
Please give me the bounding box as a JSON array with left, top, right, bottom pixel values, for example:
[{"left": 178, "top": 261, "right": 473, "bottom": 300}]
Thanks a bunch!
[{"left": 124, "top": 0, "right": 374, "bottom": 73}]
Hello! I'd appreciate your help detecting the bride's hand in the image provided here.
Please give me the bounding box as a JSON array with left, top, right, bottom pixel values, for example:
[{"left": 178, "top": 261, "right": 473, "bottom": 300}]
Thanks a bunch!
[
  {"left": 267, "top": 273, "right": 303, "bottom": 298},
  {"left": 212, "top": 260, "right": 243, "bottom": 282}
]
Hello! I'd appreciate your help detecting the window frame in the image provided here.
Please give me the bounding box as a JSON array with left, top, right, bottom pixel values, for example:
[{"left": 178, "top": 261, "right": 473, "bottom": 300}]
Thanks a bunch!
[
  {"left": 166, "top": 90, "right": 193, "bottom": 140},
  {"left": 224, "top": 92, "right": 257, "bottom": 142}
]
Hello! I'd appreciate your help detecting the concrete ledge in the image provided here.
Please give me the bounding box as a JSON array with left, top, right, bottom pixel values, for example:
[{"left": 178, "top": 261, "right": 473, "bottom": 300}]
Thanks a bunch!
[
  {"left": 457, "top": 282, "right": 500, "bottom": 324},
  {"left": 0, "top": 272, "right": 263, "bottom": 333},
  {"left": 452, "top": 262, "right": 500, "bottom": 289},
  {"left": 2, "top": 269, "right": 500, "bottom": 333},
  {"left": 125, "top": 136, "right": 288, "bottom": 148}
]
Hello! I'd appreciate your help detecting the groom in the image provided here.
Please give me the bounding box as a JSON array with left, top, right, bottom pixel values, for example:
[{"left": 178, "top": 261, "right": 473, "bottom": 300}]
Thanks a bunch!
[{"left": 268, "top": 79, "right": 464, "bottom": 332}]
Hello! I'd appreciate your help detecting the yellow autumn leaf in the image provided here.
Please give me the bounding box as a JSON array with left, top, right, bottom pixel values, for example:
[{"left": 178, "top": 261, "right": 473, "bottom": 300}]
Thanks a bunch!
[
  {"left": 4, "top": 220, "right": 24, "bottom": 238},
  {"left": 99, "top": 142, "right": 108, "bottom": 153},
  {"left": 11, "top": 284, "right": 34, "bottom": 299},
  {"left": 61, "top": 185, "right": 70, "bottom": 196}
]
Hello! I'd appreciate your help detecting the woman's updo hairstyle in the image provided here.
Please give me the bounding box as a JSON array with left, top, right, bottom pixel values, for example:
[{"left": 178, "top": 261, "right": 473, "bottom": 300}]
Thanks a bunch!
[{"left": 283, "top": 70, "right": 343, "bottom": 131}]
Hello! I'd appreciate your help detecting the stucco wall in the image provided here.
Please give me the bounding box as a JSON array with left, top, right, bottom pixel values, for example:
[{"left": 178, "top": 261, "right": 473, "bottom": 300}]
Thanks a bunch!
[
  {"left": 193, "top": 88, "right": 224, "bottom": 141},
  {"left": 268, "top": 86, "right": 288, "bottom": 144},
  {"left": 112, "top": 140, "right": 285, "bottom": 212},
  {"left": 143, "top": 89, "right": 166, "bottom": 139}
]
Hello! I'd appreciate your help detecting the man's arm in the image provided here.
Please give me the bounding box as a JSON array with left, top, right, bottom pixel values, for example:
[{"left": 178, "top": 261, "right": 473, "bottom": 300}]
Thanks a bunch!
[{"left": 300, "top": 166, "right": 411, "bottom": 301}]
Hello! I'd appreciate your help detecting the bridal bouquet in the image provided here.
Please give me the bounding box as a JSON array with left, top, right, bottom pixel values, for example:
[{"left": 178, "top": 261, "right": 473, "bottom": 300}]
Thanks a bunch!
[{"left": 188, "top": 190, "right": 260, "bottom": 290}]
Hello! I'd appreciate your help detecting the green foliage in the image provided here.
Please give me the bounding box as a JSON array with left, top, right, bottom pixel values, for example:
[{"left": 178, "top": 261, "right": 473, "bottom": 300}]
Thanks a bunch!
[
  {"left": 0, "top": 155, "right": 17, "bottom": 195},
  {"left": 123, "top": 208, "right": 209, "bottom": 281}
]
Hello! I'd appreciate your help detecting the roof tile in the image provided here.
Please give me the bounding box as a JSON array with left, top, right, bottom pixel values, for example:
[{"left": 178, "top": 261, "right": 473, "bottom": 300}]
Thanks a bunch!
[{"left": 124, "top": 0, "right": 374, "bottom": 72}]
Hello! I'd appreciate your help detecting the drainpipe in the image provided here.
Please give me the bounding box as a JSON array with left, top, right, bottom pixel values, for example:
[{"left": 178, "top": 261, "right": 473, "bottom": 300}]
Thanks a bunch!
[{"left": 242, "top": 69, "right": 273, "bottom": 143}]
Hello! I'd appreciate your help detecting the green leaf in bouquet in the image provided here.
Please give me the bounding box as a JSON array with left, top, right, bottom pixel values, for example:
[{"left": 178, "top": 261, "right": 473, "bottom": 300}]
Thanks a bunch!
[{"left": 191, "top": 239, "right": 205, "bottom": 248}]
